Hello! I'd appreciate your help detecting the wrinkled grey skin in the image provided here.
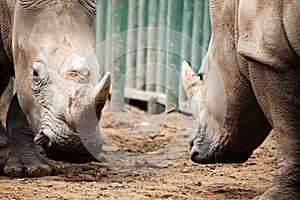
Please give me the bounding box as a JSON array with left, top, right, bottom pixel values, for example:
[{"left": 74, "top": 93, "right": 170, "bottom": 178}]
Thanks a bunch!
[
  {"left": 182, "top": 0, "right": 300, "bottom": 199},
  {"left": 0, "top": 0, "right": 110, "bottom": 177}
]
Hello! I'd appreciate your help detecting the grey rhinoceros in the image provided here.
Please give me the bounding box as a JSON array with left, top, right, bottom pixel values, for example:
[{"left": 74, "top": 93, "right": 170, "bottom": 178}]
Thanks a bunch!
[
  {"left": 0, "top": 0, "right": 110, "bottom": 177},
  {"left": 182, "top": 0, "right": 300, "bottom": 199}
]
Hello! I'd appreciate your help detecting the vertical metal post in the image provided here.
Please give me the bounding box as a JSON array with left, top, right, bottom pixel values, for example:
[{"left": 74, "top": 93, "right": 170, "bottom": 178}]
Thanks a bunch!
[
  {"left": 95, "top": 0, "right": 106, "bottom": 72},
  {"left": 135, "top": 0, "right": 148, "bottom": 90},
  {"left": 111, "top": 0, "right": 128, "bottom": 111},
  {"left": 125, "top": 0, "right": 138, "bottom": 88},
  {"left": 156, "top": 0, "right": 168, "bottom": 94},
  {"left": 191, "top": 0, "right": 204, "bottom": 73},
  {"left": 180, "top": 0, "right": 194, "bottom": 63},
  {"left": 166, "top": 0, "right": 183, "bottom": 111},
  {"left": 179, "top": 0, "right": 194, "bottom": 102},
  {"left": 146, "top": 0, "right": 159, "bottom": 92},
  {"left": 104, "top": 0, "right": 112, "bottom": 72},
  {"left": 202, "top": 0, "right": 211, "bottom": 52}
]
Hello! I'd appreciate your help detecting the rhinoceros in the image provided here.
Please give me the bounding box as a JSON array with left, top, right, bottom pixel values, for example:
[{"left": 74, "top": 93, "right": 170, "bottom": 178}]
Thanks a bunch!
[
  {"left": 0, "top": 0, "right": 110, "bottom": 177},
  {"left": 182, "top": 0, "right": 300, "bottom": 199}
]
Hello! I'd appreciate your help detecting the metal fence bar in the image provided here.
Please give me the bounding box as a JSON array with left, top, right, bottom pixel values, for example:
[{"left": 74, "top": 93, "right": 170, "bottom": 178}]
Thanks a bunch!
[
  {"left": 125, "top": 0, "right": 138, "bottom": 88},
  {"left": 135, "top": 0, "right": 148, "bottom": 90},
  {"left": 191, "top": 0, "right": 205, "bottom": 73},
  {"left": 166, "top": 0, "right": 183, "bottom": 111},
  {"left": 202, "top": 0, "right": 211, "bottom": 56},
  {"left": 111, "top": 0, "right": 128, "bottom": 111},
  {"left": 179, "top": 0, "right": 194, "bottom": 102},
  {"left": 95, "top": 1, "right": 106, "bottom": 45},
  {"left": 104, "top": 0, "right": 112, "bottom": 72},
  {"left": 145, "top": 0, "right": 159, "bottom": 92},
  {"left": 155, "top": 0, "right": 168, "bottom": 94},
  {"left": 95, "top": 0, "right": 106, "bottom": 72}
]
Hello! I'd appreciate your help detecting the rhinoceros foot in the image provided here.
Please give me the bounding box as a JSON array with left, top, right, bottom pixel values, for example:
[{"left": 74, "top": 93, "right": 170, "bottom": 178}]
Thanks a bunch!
[
  {"left": 253, "top": 178, "right": 299, "bottom": 200},
  {"left": 0, "top": 152, "right": 55, "bottom": 177},
  {"left": 255, "top": 169, "right": 300, "bottom": 200},
  {"left": 0, "top": 95, "right": 57, "bottom": 177}
]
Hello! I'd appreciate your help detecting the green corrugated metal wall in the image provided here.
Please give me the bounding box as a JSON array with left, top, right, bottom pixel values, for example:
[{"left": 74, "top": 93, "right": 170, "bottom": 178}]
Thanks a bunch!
[{"left": 95, "top": 0, "right": 211, "bottom": 112}]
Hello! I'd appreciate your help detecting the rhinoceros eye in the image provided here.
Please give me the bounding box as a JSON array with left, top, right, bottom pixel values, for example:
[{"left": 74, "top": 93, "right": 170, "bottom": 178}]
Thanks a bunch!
[
  {"left": 32, "top": 61, "right": 49, "bottom": 85},
  {"left": 33, "top": 69, "right": 39, "bottom": 77},
  {"left": 32, "top": 62, "right": 42, "bottom": 81},
  {"left": 32, "top": 68, "right": 41, "bottom": 84},
  {"left": 198, "top": 72, "right": 204, "bottom": 81}
]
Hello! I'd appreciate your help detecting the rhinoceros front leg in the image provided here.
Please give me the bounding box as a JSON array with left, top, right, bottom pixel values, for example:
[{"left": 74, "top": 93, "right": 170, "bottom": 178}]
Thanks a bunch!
[
  {"left": 0, "top": 94, "right": 53, "bottom": 177},
  {"left": 0, "top": 76, "right": 10, "bottom": 148},
  {"left": 0, "top": 121, "right": 7, "bottom": 148},
  {"left": 248, "top": 61, "right": 300, "bottom": 200}
]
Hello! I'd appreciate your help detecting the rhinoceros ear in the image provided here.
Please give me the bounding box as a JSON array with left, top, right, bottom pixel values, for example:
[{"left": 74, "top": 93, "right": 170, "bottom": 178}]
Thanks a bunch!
[{"left": 93, "top": 72, "right": 110, "bottom": 119}]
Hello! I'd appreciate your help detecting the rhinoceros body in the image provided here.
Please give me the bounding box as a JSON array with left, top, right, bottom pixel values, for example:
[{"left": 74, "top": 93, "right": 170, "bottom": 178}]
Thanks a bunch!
[
  {"left": 182, "top": 0, "right": 300, "bottom": 199},
  {"left": 0, "top": 0, "right": 110, "bottom": 177}
]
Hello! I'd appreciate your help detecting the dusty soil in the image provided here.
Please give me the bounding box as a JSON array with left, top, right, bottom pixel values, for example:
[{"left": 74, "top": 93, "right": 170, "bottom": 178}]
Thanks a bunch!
[{"left": 0, "top": 101, "right": 275, "bottom": 200}]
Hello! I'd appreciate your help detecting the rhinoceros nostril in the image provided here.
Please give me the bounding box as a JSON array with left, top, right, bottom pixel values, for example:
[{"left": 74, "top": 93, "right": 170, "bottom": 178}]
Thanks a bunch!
[
  {"left": 34, "top": 131, "right": 50, "bottom": 146},
  {"left": 190, "top": 148, "right": 200, "bottom": 163}
]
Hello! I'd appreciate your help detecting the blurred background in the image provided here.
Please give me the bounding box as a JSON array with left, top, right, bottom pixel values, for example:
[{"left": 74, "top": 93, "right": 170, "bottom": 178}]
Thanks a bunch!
[
  {"left": 95, "top": 0, "right": 211, "bottom": 114},
  {"left": 0, "top": 0, "right": 211, "bottom": 117}
]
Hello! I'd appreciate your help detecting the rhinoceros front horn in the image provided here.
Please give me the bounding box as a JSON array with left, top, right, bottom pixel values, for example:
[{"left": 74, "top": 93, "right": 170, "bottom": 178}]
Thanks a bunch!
[
  {"left": 181, "top": 60, "right": 201, "bottom": 101},
  {"left": 94, "top": 72, "right": 110, "bottom": 118}
]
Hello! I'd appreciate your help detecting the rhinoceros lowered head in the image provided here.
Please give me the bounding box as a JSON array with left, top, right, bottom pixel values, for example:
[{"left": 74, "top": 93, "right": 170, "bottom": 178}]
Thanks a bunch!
[{"left": 0, "top": 0, "right": 110, "bottom": 177}]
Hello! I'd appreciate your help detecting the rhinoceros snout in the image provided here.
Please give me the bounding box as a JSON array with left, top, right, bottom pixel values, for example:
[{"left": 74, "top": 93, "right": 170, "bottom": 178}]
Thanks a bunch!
[{"left": 190, "top": 147, "right": 200, "bottom": 163}]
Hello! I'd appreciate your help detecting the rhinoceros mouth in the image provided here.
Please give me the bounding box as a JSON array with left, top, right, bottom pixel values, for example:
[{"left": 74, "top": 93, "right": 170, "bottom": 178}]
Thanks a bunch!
[
  {"left": 35, "top": 130, "right": 104, "bottom": 163},
  {"left": 190, "top": 134, "right": 216, "bottom": 163},
  {"left": 189, "top": 129, "right": 253, "bottom": 164},
  {"left": 34, "top": 122, "right": 88, "bottom": 151},
  {"left": 34, "top": 122, "right": 104, "bottom": 163},
  {"left": 34, "top": 125, "right": 81, "bottom": 150},
  {"left": 41, "top": 145, "right": 99, "bottom": 163},
  {"left": 191, "top": 144, "right": 253, "bottom": 164},
  {"left": 190, "top": 134, "right": 253, "bottom": 164}
]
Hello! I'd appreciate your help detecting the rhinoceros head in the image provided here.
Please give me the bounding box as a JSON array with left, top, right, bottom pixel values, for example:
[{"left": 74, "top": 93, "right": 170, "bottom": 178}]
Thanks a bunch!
[
  {"left": 31, "top": 61, "right": 110, "bottom": 162},
  {"left": 182, "top": 55, "right": 271, "bottom": 164},
  {"left": 12, "top": 0, "right": 110, "bottom": 162},
  {"left": 181, "top": 59, "right": 228, "bottom": 163}
]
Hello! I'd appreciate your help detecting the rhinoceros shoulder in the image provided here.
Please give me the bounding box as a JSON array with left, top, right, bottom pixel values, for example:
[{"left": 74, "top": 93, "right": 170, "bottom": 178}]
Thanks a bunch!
[{"left": 237, "top": 0, "right": 300, "bottom": 70}]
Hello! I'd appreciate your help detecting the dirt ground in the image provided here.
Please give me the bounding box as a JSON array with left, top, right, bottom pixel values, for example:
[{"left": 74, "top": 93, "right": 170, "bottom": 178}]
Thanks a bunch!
[{"left": 0, "top": 100, "right": 275, "bottom": 200}]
